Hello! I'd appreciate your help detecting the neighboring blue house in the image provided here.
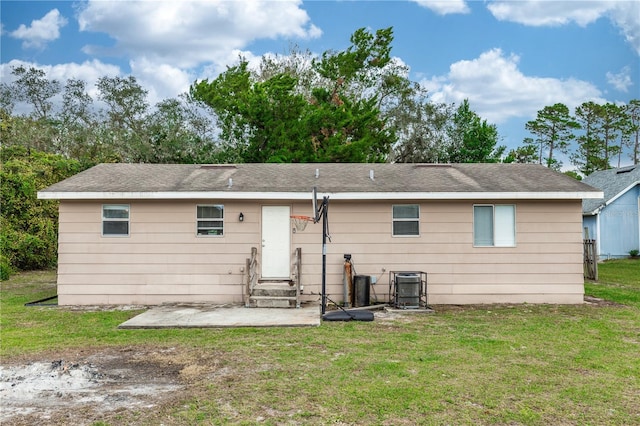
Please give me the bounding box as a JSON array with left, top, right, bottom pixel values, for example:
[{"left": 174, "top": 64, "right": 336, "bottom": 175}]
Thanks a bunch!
[{"left": 582, "top": 165, "right": 640, "bottom": 259}]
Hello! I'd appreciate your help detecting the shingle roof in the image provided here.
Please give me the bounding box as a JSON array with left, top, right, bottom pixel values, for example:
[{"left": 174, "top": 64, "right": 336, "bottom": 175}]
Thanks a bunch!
[
  {"left": 582, "top": 165, "right": 640, "bottom": 214},
  {"left": 38, "top": 163, "right": 601, "bottom": 200}
]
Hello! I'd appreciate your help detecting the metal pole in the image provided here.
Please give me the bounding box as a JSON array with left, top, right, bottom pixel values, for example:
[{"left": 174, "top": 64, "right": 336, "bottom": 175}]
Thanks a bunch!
[{"left": 321, "top": 197, "right": 327, "bottom": 315}]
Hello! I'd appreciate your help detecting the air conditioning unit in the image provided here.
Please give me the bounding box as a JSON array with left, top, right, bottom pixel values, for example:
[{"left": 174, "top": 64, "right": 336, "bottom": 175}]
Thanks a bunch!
[{"left": 395, "top": 273, "right": 420, "bottom": 309}]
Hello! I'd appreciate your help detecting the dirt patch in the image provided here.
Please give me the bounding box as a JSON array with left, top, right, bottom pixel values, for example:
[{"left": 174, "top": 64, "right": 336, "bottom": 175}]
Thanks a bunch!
[
  {"left": 0, "top": 347, "right": 192, "bottom": 426},
  {"left": 584, "top": 295, "right": 626, "bottom": 307},
  {"left": 374, "top": 308, "right": 433, "bottom": 323}
]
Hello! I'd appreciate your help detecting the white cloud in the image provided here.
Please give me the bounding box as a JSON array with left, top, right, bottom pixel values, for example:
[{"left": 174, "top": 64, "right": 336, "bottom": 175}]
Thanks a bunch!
[
  {"left": 77, "top": 0, "right": 321, "bottom": 69},
  {"left": 487, "top": 0, "right": 640, "bottom": 55},
  {"left": 9, "top": 9, "right": 68, "bottom": 49},
  {"left": 411, "top": 0, "right": 470, "bottom": 15},
  {"left": 130, "top": 58, "right": 194, "bottom": 106},
  {"left": 606, "top": 66, "right": 633, "bottom": 93},
  {"left": 421, "top": 48, "right": 605, "bottom": 124},
  {"left": 487, "top": 1, "right": 609, "bottom": 27},
  {"left": 608, "top": 2, "right": 640, "bottom": 55}
]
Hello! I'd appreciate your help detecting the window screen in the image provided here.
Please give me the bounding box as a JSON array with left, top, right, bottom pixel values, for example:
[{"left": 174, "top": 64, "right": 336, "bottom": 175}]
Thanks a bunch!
[
  {"left": 474, "top": 205, "right": 515, "bottom": 247},
  {"left": 392, "top": 205, "right": 420, "bottom": 236},
  {"left": 197, "top": 205, "right": 224, "bottom": 236},
  {"left": 102, "top": 204, "right": 129, "bottom": 236}
]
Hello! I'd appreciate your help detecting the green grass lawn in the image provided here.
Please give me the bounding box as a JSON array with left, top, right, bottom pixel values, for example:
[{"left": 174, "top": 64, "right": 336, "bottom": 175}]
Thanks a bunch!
[
  {"left": 2, "top": 261, "right": 639, "bottom": 425},
  {"left": 585, "top": 258, "right": 640, "bottom": 307}
]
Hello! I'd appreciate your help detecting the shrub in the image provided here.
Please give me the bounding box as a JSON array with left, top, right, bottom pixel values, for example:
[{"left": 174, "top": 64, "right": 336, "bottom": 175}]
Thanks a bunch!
[
  {"left": 0, "top": 255, "right": 12, "bottom": 280},
  {"left": 0, "top": 147, "right": 82, "bottom": 272}
]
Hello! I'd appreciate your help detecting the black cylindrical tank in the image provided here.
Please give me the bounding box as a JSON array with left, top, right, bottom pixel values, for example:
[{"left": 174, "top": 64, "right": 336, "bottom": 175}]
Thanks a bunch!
[{"left": 353, "top": 275, "right": 371, "bottom": 307}]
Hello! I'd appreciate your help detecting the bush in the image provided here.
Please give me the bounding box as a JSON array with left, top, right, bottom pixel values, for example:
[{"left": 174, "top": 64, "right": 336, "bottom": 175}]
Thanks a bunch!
[
  {"left": 0, "top": 146, "right": 82, "bottom": 272},
  {"left": 0, "top": 255, "right": 12, "bottom": 280},
  {"left": 629, "top": 249, "right": 639, "bottom": 258}
]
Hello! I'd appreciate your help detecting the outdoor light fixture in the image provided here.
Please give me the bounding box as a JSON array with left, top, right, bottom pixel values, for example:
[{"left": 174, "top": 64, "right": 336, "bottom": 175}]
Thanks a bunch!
[{"left": 239, "top": 212, "right": 244, "bottom": 222}]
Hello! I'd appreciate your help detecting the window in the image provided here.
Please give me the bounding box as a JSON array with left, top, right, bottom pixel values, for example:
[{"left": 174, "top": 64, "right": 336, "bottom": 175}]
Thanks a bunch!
[
  {"left": 197, "top": 205, "right": 224, "bottom": 236},
  {"left": 102, "top": 204, "right": 129, "bottom": 236},
  {"left": 392, "top": 204, "right": 420, "bottom": 236},
  {"left": 473, "top": 205, "right": 515, "bottom": 247}
]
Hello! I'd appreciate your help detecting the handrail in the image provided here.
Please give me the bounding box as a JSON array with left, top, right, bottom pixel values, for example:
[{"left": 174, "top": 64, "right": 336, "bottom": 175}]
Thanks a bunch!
[
  {"left": 294, "top": 247, "right": 302, "bottom": 308},
  {"left": 245, "top": 247, "right": 258, "bottom": 307}
]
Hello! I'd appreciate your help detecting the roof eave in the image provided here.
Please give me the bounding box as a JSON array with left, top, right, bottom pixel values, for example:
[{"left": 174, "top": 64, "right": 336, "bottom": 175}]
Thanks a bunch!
[{"left": 37, "top": 190, "right": 604, "bottom": 201}]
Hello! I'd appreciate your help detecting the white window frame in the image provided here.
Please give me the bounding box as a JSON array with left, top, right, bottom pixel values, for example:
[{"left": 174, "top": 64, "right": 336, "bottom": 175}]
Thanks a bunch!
[
  {"left": 392, "top": 204, "right": 420, "bottom": 237},
  {"left": 473, "top": 204, "right": 516, "bottom": 247},
  {"left": 197, "top": 205, "right": 224, "bottom": 237},
  {"left": 102, "top": 204, "right": 130, "bottom": 237}
]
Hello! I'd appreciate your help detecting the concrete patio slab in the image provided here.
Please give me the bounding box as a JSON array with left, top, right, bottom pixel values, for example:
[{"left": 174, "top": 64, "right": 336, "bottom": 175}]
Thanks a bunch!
[{"left": 118, "top": 303, "right": 321, "bottom": 329}]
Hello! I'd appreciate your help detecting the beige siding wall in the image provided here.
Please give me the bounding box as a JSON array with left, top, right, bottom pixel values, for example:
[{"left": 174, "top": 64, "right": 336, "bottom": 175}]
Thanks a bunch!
[
  {"left": 58, "top": 200, "right": 264, "bottom": 305},
  {"left": 57, "top": 199, "right": 585, "bottom": 305},
  {"left": 292, "top": 200, "right": 584, "bottom": 305}
]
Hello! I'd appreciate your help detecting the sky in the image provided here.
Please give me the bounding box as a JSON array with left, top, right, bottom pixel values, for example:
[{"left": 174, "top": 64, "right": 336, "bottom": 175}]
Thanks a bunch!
[{"left": 1, "top": 0, "right": 639, "bottom": 160}]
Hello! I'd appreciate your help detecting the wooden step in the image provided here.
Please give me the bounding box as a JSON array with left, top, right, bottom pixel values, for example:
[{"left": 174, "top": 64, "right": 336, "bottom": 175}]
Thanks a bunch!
[
  {"left": 248, "top": 295, "right": 298, "bottom": 308},
  {"left": 252, "top": 284, "right": 297, "bottom": 297},
  {"left": 258, "top": 278, "right": 294, "bottom": 284}
]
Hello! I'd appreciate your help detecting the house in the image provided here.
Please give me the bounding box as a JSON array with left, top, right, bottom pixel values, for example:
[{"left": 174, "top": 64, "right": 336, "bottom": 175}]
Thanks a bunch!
[
  {"left": 38, "top": 163, "right": 602, "bottom": 306},
  {"left": 582, "top": 165, "right": 640, "bottom": 259}
]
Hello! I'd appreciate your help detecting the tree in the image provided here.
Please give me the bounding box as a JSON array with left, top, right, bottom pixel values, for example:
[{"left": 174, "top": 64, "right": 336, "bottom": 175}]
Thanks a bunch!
[
  {"left": 573, "top": 101, "right": 606, "bottom": 175},
  {"left": 0, "top": 82, "right": 15, "bottom": 115},
  {"left": 525, "top": 103, "right": 579, "bottom": 170},
  {"left": 254, "top": 38, "right": 453, "bottom": 164},
  {"left": 599, "top": 102, "right": 624, "bottom": 168},
  {"left": 145, "top": 96, "right": 219, "bottom": 163},
  {"left": 94, "top": 76, "right": 217, "bottom": 164},
  {"left": 0, "top": 114, "right": 59, "bottom": 153},
  {"left": 255, "top": 44, "right": 319, "bottom": 94},
  {"left": 61, "top": 78, "right": 94, "bottom": 127},
  {"left": 304, "top": 88, "right": 393, "bottom": 162},
  {"left": 390, "top": 97, "right": 451, "bottom": 163},
  {"left": 446, "top": 99, "right": 504, "bottom": 163},
  {"left": 55, "top": 78, "right": 100, "bottom": 163},
  {"left": 190, "top": 28, "right": 396, "bottom": 163},
  {"left": 3, "top": 66, "right": 62, "bottom": 152},
  {"left": 3, "top": 64, "right": 218, "bottom": 166},
  {"left": 96, "top": 75, "right": 150, "bottom": 162},
  {"left": 0, "top": 147, "right": 82, "bottom": 275},
  {"left": 625, "top": 99, "right": 640, "bottom": 165},
  {"left": 10, "top": 65, "right": 61, "bottom": 120},
  {"left": 504, "top": 140, "right": 539, "bottom": 164},
  {"left": 306, "top": 27, "right": 395, "bottom": 162},
  {"left": 191, "top": 62, "right": 308, "bottom": 162},
  {"left": 313, "top": 27, "right": 393, "bottom": 89}
]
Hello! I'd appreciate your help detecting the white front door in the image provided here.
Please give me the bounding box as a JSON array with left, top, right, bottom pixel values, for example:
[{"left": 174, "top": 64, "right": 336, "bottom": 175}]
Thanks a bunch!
[{"left": 261, "top": 206, "right": 291, "bottom": 278}]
